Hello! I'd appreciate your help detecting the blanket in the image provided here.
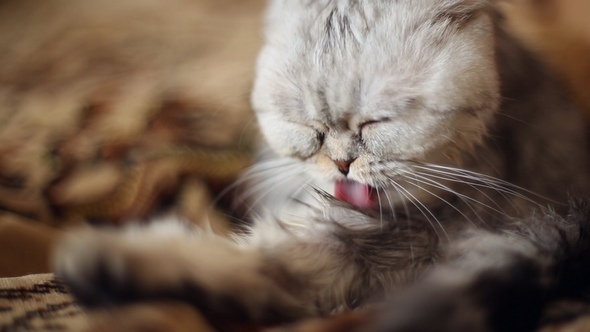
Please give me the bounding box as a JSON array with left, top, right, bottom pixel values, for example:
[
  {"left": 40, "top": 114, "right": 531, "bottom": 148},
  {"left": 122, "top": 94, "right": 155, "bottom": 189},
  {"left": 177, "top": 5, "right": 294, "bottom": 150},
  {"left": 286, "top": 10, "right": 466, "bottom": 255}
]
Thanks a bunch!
[
  {"left": 2, "top": 274, "right": 590, "bottom": 332},
  {"left": 0, "top": 0, "right": 263, "bottom": 277},
  {"left": 0, "top": 274, "right": 217, "bottom": 331}
]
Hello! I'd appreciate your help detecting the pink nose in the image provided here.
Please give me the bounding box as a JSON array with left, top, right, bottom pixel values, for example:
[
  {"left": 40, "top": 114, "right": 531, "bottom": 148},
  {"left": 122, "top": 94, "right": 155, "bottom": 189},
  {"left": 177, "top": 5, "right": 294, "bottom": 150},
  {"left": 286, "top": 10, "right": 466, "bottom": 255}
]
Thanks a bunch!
[{"left": 334, "top": 159, "right": 354, "bottom": 175}]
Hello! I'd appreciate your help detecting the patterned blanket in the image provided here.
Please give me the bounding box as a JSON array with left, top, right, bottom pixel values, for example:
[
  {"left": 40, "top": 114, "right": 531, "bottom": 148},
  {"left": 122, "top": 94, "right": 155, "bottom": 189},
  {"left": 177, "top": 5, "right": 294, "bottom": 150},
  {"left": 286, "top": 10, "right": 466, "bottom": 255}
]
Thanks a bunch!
[
  {"left": 2, "top": 274, "right": 590, "bottom": 332},
  {"left": 0, "top": 275, "right": 85, "bottom": 332},
  {"left": 0, "top": 274, "right": 219, "bottom": 332},
  {"left": 0, "top": 0, "right": 263, "bottom": 277}
]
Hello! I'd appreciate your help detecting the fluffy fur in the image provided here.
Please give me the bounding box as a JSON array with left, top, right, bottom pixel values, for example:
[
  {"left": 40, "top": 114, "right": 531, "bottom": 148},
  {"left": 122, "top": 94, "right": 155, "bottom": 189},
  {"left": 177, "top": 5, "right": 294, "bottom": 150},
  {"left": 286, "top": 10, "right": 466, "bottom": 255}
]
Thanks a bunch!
[{"left": 54, "top": 1, "right": 590, "bottom": 331}]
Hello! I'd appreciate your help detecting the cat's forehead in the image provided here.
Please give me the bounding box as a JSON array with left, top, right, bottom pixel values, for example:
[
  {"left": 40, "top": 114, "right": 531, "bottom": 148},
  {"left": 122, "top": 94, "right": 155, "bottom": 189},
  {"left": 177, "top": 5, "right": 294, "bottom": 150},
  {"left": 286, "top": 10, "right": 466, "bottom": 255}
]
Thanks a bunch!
[
  {"left": 264, "top": 0, "right": 490, "bottom": 79},
  {"left": 256, "top": 0, "right": 494, "bottom": 121},
  {"left": 265, "top": 0, "right": 487, "bottom": 46}
]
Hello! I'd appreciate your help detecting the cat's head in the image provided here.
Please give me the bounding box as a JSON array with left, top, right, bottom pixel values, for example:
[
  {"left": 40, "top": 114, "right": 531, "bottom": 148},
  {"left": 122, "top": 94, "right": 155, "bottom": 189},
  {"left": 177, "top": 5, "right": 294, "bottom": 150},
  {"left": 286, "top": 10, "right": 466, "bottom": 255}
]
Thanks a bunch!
[{"left": 251, "top": 0, "right": 500, "bottom": 209}]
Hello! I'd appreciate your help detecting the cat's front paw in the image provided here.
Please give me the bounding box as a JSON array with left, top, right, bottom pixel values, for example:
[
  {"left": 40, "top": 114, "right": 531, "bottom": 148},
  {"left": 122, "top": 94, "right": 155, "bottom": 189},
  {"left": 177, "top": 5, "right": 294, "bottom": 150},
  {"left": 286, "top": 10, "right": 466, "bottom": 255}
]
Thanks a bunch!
[
  {"left": 54, "top": 228, "right": 141, "bottom": 306},
  {"left": 54, "top": 222, "right": 313, "bottom": 324}
]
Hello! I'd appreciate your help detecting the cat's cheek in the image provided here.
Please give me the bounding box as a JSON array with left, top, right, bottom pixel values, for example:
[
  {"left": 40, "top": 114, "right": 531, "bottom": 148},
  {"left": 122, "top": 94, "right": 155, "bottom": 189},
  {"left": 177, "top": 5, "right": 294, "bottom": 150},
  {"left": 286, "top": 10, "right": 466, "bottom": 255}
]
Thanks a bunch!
[
  {"left": 361, "top": 118, "right": 447, "bottom": 161},
  {"left": 257, "top": 117, "right": 321, "bottom": 159}
]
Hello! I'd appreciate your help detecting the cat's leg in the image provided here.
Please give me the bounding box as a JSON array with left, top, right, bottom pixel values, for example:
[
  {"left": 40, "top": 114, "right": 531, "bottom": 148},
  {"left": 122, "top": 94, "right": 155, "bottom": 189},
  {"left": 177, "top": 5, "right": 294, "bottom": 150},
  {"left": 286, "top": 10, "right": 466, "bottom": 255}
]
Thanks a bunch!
[
  {"left": 54, "top": 220, "right": 311, "bottom": 324},
  {"left": 369, "top": 202, "right": 590, "bottom": 332},
  {"left": 54, "top": 210, "right": 437, "bottom": 325}
]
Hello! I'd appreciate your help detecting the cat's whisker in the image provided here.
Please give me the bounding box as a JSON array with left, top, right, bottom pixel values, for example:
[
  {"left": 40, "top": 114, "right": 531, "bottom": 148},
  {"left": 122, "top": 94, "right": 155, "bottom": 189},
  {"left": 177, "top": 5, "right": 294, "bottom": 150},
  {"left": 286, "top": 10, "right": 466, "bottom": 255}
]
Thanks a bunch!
[
  {"left": 379, "top": 180, "right": 417, "bottom": 263},
  {"left": 233, "top": 174, "right": 289, "bottom": 212},
  {"left": 382, "top": 187, "right": 397, "bottom": 223},
  {"left": 218, "top": 212, "right": 250, "bottom": 228},
  {"left": 382, "top": 178, "right": 412, "bottom": 221},
  {"left": 212, "top": 158, "right": 300, "bottom": 208},
  {"left": 292, "top": 179, "right": 317, "bottom": 202},
  {"left": 246, "top": 162, "right": 304, "bottom": 190},
  {"left": 416, "top": 168, "right": 518, "bottom": 211},
  {"left": 392, "top": 183, "right": 412, "bottom": 221},
  {"left": 411, "top": 163, "right": 549, "bottom": 209},
  {"left": 411, "top": 167, "right": 524, "bottom": 214},
  {"left": 408, "top": 169, "right": 512, "bottom": 220},
  {"left": 237, "top": 117, "right": 258, "bottom": 146},
  {"left": 398, "top": 170, "right": 480, "bottom": 226},
  {"left": 291, "top": 182, "right": 330, "bottom": 215},
  {"left": 242, "top": 158, "right": 300, "bottom": 176},
  {"left": 417, "top": 163, "right": 558, "bottom": 205},
  {"left": 478, "top": 154, "right": 504, "bottom": 180},
  {"left": 409, "top": 171, "right": 508, "bottom": 227},
  {"left": 398, "top": 169, "right": 489, "bottom": 228},
  {"left": 391, "top": 183, "right": 446, "bottom": 241},
  {"left": 387, "top": 179, "right": 449, "bottom": 241},
  {"left": 416, "top": 169, "right": 514, "bottom": 214},
  {"left": 239, "top": 166, "right": 308, "bottom": 217},
  {"left": 496, "top": 111, "right": 535, "bottom": 126},
  {"left": 376, "top": 189, "right": 384, "bottom": 231}
]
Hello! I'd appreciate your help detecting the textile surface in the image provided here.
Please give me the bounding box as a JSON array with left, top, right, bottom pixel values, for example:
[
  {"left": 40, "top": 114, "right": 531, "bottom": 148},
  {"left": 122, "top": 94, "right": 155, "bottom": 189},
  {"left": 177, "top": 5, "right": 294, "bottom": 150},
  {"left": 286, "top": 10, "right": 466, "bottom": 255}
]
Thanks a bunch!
[{"left": 0, "top": 0, "right": 264, "bottom": 278}]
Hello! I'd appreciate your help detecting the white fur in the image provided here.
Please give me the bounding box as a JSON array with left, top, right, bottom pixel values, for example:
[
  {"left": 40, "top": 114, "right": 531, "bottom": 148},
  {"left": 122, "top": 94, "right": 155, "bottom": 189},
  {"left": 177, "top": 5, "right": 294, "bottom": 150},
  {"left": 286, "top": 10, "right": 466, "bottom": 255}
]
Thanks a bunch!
[{"left": 251, "top": 0, "right": 499, "bottom": 212}]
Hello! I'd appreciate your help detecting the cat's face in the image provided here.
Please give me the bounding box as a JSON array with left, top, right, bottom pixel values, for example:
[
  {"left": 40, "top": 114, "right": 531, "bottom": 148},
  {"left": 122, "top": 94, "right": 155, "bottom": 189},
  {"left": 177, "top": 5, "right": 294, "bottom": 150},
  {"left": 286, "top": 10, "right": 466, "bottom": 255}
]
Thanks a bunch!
[{"left": 252, "top": 0, "right": 500, "bottom": 208}]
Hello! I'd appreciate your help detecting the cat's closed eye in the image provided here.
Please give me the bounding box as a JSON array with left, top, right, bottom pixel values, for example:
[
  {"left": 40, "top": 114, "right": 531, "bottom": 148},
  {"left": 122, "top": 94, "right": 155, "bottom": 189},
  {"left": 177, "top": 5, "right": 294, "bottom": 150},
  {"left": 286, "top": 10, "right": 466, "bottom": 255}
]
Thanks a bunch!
[
  {"left": 262, "top": 120, "right": 325, "bottom": 159},
  {"left": 358, "top": 118, "right": 393, "bottom": 139},
  {"left": 358, "top": 118, "right": 392, "bottom": 130}
]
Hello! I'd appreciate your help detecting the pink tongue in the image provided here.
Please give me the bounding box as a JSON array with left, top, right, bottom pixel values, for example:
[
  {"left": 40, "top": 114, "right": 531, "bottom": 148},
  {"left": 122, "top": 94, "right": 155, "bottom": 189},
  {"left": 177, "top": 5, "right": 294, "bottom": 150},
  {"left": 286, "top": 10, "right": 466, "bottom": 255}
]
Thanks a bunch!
[{"left": 334, "top": 181, "right": 373, "bottom": 209}]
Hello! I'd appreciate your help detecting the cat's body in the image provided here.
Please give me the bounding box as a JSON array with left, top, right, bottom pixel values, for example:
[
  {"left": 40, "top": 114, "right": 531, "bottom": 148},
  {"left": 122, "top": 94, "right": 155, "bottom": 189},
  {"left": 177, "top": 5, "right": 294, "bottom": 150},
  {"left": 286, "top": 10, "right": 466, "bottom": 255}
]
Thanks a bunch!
[{"left": 55, "top": 1, "right": 590, "bottom": 331}]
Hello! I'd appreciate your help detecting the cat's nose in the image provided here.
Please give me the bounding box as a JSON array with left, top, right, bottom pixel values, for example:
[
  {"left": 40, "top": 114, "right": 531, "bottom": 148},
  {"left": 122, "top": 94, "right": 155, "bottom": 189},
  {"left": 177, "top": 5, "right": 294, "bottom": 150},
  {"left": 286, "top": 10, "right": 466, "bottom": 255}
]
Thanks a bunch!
[{"left": 334, "top": 159, "right": 354, "bottom": 176}]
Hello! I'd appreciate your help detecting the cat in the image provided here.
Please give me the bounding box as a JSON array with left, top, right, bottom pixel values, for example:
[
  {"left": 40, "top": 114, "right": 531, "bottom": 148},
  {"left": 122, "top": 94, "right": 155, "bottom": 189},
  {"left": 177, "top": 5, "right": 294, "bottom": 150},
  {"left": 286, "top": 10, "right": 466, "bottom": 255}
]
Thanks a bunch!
[{"left": 54, "top": 0, "right": 590, "bottom": 331}]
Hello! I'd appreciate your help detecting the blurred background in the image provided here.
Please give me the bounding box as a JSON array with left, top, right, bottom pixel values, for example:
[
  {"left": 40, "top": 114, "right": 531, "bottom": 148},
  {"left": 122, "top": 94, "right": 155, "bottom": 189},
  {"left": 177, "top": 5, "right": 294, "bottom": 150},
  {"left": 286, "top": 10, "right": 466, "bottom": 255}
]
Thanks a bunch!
[
  {"left": 0, "top": 0, "right": 265, "bottom": 276},
  {"left": 0, "top": 0, "right": 587, "bottom": 278},
  {"left": 500, "top": 0, "right": 590, "bottom": 116}
]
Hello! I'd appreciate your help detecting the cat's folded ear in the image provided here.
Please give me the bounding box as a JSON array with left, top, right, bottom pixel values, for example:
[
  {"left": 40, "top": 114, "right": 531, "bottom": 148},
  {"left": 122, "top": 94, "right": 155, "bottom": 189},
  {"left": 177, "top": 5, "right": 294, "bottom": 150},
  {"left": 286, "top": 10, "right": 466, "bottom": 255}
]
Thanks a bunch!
[
  {"left": 437, "top": 0, "right": 492, "bottom": 26},
  {"left": 260, "top": 0, "right": 302, "bottom": 40}
]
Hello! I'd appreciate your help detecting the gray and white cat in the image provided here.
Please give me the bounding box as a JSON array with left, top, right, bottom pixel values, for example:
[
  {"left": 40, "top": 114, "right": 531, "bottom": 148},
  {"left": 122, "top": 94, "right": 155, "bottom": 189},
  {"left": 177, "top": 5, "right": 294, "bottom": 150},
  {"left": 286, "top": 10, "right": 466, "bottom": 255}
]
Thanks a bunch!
[{"left": 55, "top": 0, "right": 590, "bottom": 331}]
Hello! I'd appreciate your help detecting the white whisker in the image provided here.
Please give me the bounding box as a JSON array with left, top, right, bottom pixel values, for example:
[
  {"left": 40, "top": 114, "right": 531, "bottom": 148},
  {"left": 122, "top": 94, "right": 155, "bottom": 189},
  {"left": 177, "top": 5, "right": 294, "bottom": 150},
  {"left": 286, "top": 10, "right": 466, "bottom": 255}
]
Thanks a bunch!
[
  {"left": 376, "top": 189, "right": 383, "bottom": 231},
  {"left": 398, "top": 169, "right": 487, "bottom": 228},
  {"left": 388, "top": 179, "right": 449, "bottom": 241},
  {"left": 212, "top": 158, "right": 300, "bottom": 208},
  {"left": 229, "top": 159, "right": 309, "bottom": 217},
  {"left": 421, "top": 163, "right": 555, "bottom": 202},
  {"left": 382, "top": 188, "right": 397, "bottom": 223},
  {"left": 409, "top": 169, "right": 512, "bottom": 219},
  {"left": 237, "top": 171, "right": 296, "bottom": 205},
  {"left": 412, "top": 163, "right": 552, "bottom": 208},
  {"left": 242, "top": 174, "right": 310, "bottom": 218},
  {"left": 410, "top": 166, "right": 527, "bottom": 215}
]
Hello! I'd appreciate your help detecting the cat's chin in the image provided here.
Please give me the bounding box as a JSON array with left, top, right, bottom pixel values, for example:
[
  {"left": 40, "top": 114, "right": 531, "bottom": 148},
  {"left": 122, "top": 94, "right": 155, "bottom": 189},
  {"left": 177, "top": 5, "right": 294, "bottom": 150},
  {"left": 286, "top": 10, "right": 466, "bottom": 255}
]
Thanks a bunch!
[{"left": 334, "top": 180, "right": 377, "bottom": 209}]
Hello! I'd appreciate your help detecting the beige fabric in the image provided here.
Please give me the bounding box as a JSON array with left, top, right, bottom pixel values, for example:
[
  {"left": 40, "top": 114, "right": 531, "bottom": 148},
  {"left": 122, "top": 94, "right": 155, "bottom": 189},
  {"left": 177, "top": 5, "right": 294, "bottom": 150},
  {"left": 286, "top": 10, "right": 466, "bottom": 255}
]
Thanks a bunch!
[
  {"left": 0, "top": 274, "right": 215, "bottom": 331},
  {"left": 0, "top": 274, "right": 89, "bottom": 331},
  {"left": 0, "top": 215, "right": 59, "bottom": 278},
  {"left": 0, "top": 1, "right": 263, "bottom": 329},
  {"left": 0, "top": 0, "right": 264, "bottom": 278},
  {"left": 541, "top": 318, "right": 590, "bottom": 332},
  {"left": 0, "top": 274, "right": 589, "bottom": 332},
  {"left": 0, "top": 0, "right": 263, "bottom": 228}
]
